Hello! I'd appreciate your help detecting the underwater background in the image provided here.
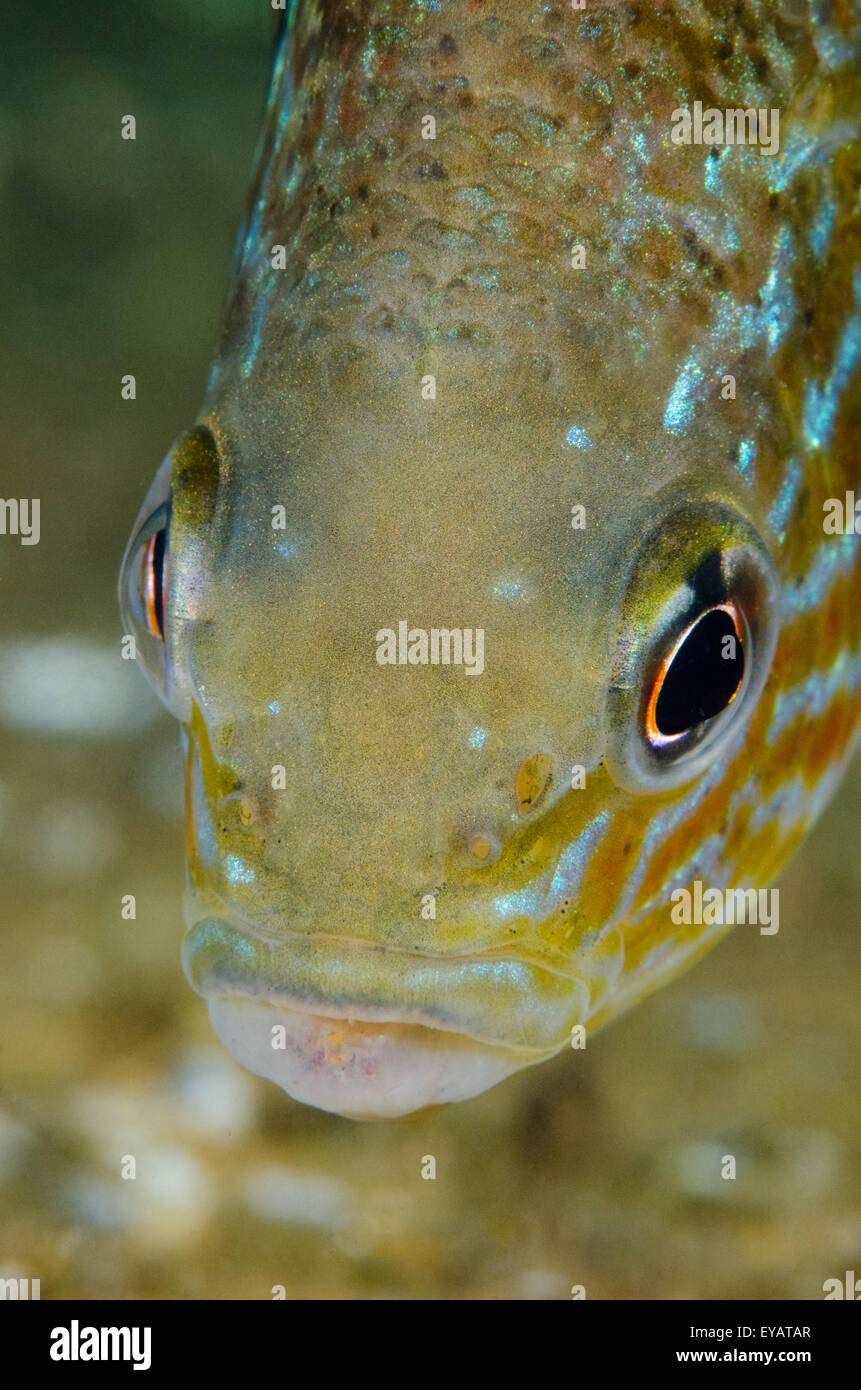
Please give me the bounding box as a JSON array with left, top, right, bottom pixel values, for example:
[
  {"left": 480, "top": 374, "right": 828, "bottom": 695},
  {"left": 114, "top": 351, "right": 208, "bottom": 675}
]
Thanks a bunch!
[{"left": 1, "top": 0, "right": 859, "bottom": 1299}]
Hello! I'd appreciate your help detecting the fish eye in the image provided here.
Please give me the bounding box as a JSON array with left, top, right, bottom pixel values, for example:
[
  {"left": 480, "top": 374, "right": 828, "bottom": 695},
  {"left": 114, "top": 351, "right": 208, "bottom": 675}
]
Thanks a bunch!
[
  {"left": 606, "top": 502, "right": 780, "bottom": 793},
  {"left": 141, "top": 517, "right": 169, "bottom": 640},
  {"left": 119, "top": 424, "right": 221, "bottom": 714},
  {"left": 119, "top": 434, "right": 174, "bottom": 703},
  {"left": 119, "top": 480, "right": 172, "bottom": 699},
  {"left": 646, "top": 602, "right": 746, "bottom": 745}
]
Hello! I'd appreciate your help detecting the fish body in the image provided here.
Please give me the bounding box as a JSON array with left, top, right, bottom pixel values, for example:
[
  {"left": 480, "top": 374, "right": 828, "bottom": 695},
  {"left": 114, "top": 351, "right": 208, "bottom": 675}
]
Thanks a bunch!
[{"left": 121, "top": 1, "right": 861, "bottom": 1117}]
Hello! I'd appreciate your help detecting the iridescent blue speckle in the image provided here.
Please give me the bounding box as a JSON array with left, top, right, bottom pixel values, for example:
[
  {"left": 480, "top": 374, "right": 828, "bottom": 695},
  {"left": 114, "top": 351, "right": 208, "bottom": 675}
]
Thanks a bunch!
[
  {"left": 704, "top": 145, "right": 729, "bottom": 193},
  {"left": 783, "top": 533, "right": 857, "bottom": 618},
  {"left": 810, "top": 194, "right": 835, "bottom": 259},
  {"left": 760, "top": 228, "right": 795, "bottom": 354},
  {"left": 566, "top": 425, "right": 592, "bottom": 449},
  {"left": 736, "top": 439, "right": 756, "bottom": 482},
  {"left": 548, "top": 811, "right": 610, "bottom": 906},
  {"left": 468, "top": 727, "right": 488, "bottom": 749},
  {"left": 494, "top": 887, "right": 542, "bottom": 921},
  {"left": 225, "top": 855, "right": 256, "bottom": 885},
  {"left": 241, "top": 295, "right": 268, "bottom": 380},
  {"left": 768, "top": 455, "right": 802, "bottom": 542},
  {"left": 664, "top": 356, "right": 705, "bottom": 434},
  {"left": 768, "top": 644, "right": 861, "bottom": 745},
  {"left": 803, "top": 270, "right": 861, "bottom": 454},
  {"left": 664, "top": 300, "right": 757, "bottom": 435},
  {"left": 493, "top": 580, "right": 527, "bottom": 600}
]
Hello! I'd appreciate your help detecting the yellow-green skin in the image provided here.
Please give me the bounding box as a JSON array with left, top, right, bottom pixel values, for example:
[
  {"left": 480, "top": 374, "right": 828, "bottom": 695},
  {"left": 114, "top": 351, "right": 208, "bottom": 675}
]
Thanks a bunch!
[{"left": 124, "top": 1, "right": 861, "bottom": 1116}]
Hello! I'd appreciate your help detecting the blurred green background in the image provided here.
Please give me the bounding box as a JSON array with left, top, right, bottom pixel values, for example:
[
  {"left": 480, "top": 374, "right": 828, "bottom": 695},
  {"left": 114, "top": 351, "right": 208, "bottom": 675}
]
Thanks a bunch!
[{"left": 0, "top": 0, "right": 859, "bottom": 1300}]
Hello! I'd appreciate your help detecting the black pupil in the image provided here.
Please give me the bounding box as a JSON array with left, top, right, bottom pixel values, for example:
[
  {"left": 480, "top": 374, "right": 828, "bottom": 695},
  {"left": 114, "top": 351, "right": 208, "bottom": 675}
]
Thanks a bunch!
[
  {"left": 152, "top": 526, "right": 167, "bottom": 636},
  {"left": 654, "top": 608, "right": 744, "bottom": 737}
]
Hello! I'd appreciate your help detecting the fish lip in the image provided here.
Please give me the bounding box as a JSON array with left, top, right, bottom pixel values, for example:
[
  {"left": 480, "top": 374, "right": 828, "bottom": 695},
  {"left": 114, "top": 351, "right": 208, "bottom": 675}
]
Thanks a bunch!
[
  {"left": 205, "top": 996, "right": 547, "bottom": 1119},
  {"left": 181, "top": 916, "right": 591, "bottom": 1054}
]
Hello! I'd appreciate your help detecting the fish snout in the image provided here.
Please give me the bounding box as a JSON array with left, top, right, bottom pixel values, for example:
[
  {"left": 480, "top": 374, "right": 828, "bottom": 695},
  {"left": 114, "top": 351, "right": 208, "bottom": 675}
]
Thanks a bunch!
[{"left": 180, "top": 919, "right": 585, "bottom": 1117}]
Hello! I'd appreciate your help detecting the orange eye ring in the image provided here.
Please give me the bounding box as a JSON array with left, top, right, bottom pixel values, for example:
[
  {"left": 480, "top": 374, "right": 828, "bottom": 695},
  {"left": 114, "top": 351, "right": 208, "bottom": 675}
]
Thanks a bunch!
[
  {"left": 142, "top": 527, "right": 167, "bottom": 639},
  {"left": 644, "top": 602, "right": 744, "bottom": 749}
]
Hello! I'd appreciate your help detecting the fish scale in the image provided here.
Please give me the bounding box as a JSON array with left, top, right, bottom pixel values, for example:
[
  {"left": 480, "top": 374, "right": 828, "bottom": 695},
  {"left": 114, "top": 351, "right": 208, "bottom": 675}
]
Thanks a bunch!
[{"left": 120, "top": 0, "right": 861, "bottom": 1117}]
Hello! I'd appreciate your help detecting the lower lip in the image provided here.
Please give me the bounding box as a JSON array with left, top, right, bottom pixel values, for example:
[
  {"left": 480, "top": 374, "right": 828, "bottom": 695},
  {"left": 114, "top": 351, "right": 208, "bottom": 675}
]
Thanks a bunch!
[{"left": 206, "top": 995, "right": 551, "bottom": 1119}]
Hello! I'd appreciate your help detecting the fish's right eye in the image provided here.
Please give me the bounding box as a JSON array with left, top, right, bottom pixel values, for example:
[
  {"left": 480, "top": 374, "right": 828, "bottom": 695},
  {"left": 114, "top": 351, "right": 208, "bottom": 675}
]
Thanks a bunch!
[{"left": 119, "top": 425, "right": 221, "bottom": 714}]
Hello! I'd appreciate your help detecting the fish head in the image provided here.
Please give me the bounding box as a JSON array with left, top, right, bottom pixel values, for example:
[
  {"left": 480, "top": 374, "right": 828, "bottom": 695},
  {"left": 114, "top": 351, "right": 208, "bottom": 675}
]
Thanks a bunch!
[
  {"left": 119, "top": 0, "right": 861, "bottom": 1118},
  {"left": 119, "top": 350, "right": 838, "bottom": 1120}
]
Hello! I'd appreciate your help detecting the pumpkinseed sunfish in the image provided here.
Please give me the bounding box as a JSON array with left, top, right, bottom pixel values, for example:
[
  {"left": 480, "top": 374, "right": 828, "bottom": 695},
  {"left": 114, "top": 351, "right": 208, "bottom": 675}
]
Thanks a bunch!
[{"left": 120, "top": 0, "right": 861, "bottom": 1118}]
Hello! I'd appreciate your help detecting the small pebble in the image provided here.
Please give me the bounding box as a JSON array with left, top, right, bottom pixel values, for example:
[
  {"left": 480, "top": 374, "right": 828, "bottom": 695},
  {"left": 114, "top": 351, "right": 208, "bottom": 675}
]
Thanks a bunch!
[
  {"left": 240, "top": 1165, "right": 352, "bottom": 1231},
  {"left": 0, "top": 637, "right": 160, "bottom": 737}
]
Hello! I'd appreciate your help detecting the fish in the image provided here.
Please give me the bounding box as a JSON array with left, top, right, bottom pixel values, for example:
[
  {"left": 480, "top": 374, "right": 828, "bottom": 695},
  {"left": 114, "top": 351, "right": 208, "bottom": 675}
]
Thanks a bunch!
[{"left": 119, "top": 0, "right": 861, "bottom": 1119}]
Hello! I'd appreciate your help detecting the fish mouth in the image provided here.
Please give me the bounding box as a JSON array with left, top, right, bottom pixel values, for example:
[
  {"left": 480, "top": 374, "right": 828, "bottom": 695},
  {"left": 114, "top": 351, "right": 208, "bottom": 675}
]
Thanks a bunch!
[{"left": 182, "top": 917, "right": 589, "bottom": 1118}]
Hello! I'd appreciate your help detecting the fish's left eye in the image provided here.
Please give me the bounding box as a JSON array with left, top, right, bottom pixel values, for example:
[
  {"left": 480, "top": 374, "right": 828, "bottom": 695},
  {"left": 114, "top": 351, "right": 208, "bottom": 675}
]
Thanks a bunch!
[
  {"left": 646, "top": 603, "right": 745, "bottom": 745},
  {"left": 606, "top": 502, "right": 780, "bottom": 793}
]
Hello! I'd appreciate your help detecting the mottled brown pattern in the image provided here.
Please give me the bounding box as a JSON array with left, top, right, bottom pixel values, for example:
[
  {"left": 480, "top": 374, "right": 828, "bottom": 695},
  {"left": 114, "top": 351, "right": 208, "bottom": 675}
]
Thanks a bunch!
[{"left": 218, "top": 0, "right": 839, "bottom": 390}]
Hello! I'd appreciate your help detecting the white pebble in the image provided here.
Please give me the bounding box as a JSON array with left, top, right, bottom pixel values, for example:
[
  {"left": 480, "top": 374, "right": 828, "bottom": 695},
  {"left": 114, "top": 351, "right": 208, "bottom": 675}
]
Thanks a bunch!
[
  {"left": 240, "top": 1164, "right": 352, "bottom": 1231},
  {"left": 0, "top": 637, "right": 160, "bottom": 737}
]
